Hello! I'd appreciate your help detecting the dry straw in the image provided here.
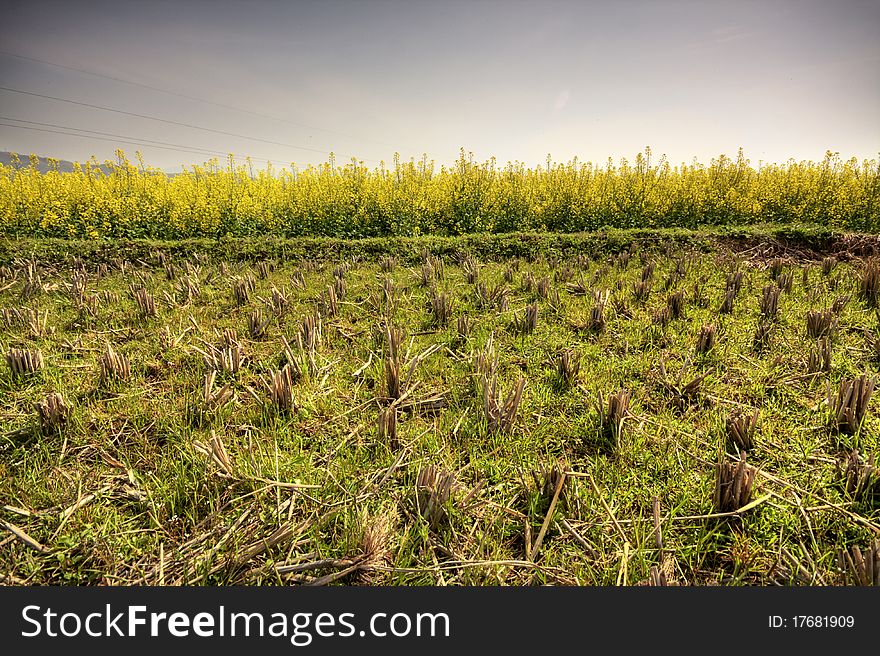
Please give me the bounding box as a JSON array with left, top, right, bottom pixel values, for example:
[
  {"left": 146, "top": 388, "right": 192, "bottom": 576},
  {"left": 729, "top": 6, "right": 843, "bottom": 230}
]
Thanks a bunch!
[
  {"left": 333, "top": 275, "right": 347, "bottom": 301},
  {"left": 828, "top": 375, "right": 875, "bottom": 434},
  {"left": 355, "top": 510, "right": 395, "bottom": 584},
  {"left": 726, "top": 408, "right": 759, "bottom": 451},
  {"left": 384, "top": 357, "right": 401, "bottom": 400},
  {"left": 248, "top": 309, "right": 271, "bottom": 340},
  {"left": 131, "top": 286, "right": 157, "bottom": 318},
  {"left": 415, "top": 465, "right": 458, "bottom": 528},
  {"left": 726, "top": 270, "right": 744, "bottom": 295},
  {"left": 475, "top": 281, "right": 509, "bottom": 311},
  {"left": 719, "top": 288, "right": 736, "bottom": 314},
  {"left": 377, "top": 406, "right": 398, "bottom": 450},
  {"left": 806, "top": 309, "right": 838, "bottom": 338},
  {"left": 554, "top": 265, "right": 575, "bottom": 285},
  {"left": 194, "top": 339, "right": 245, "bottom": 376},
  {"left": 821, "top": 256, "right": 837, "bottom": 276},
  {"left": 99, "top": 343, "right": 131, "bottom": 383},
  {"left": 667, "top": 290, "right": 686, "bottom": 320},
  {"left": 776, "top": 270, "right": 794, "bottom": 293},
  {"left": 695, "top": 323, "right": 717, "bottom": 354},
  {"left": 202, "top": 370, "right": 234, "bottom": 411},
  {"left": 456, "top": 314, "right": 472, "bottom": 342},
  {"left": 555, "top": 349, "right": 581, "bottom": 387},
  {"left": 632, "top": 279, "right": 651, "bottom": 302},
  {"left": 299, "top": 313, "right": 323, "bottom": 352},
  {"left": 473, "top": 337, "right": 498, "bottom": 380},
  {"left": 279, "top": 334, "right": 307, "bottom": 380},
  {"left": 567, "top": 275, "right": 590, "bottom": 297},
  {"left": 657, "top": 358, "right": 708, "bottom": 412},
  {"left": 462, "top": 255, "right": 479, "bottom": 284},
  {"left": 512, "top": 303, "right": 538, "bottom": 336},
  {"left": 36, "top": 392, "right": 69, "bottom": 432},
  {"left": 530, "top": 460, "right": 569, "bottom": 517},
  {"left": 381, "top": 277, "right": 397, "bottom": 316},
  {"left": 752, "top": 320, "right": 773, "bottom": 352},
  {"left": 261, "top": 285, "right": 289, "bottom": 316},
  {"left": 714, "top": 452, "right": 757, "bottom": 514},
  {"left": 860, "top": 258, "right": 880, "bottom": 307},
  {"left": 612, "top": 296, "right": 633, "bottom": 320},
  {"left": 827, "top": 296, "right": 849, "bottom": 318},
  {"left": 652, "top": 306, "right": 672, "bottom": 327},
  {"left": 759, "top": 284, "right": 780, "bottom": 320},
  {"left": 589, "top": 290, "right": 610, "bottom": 332},
  {"left": 291, "top": 271, "right": 306, "bottom": 289},
  {"left": 536, "top": 276, "right": 551, "bottom": 299},
  {"left": 866, "top": 330, "right": 880, "bottom": 361},
  {"left": 837, "top": 450, "right": 878, "bottom": 502},
  {"left": 252, "top": 365, "right": 297, "bottom": 414},
  {"left": 194, "top": 429, "right": 236, "bottom": 478},
  {"left": 837, "top": 541, "right": 879, "bottom": 586},
  {"left": 768, "top": 258, "right": 786, "bottom": 280},
  {"left": 807, "top": 337, "right": 832, "bottom": 373},
  {"left": 429, "top": 291, "right": 454, "bottom": 326},
  {"left": 420, "top": 261, "right": 436, "bottom": 287},
  {"left": 322, "top": 284, "right": 339, "bottom": 317},
  {"left": 378, "top": 255, "right": 396, "bottom": 273},
  {"left": 482, "top": 375, "right": 526, "bottom": 434},
  {"left": 175, "top": 275, "right": 201, "bottom": 303},
  {"left": 6, "top": 348, "right": 44, "bottom": 377},
  {"left": 597, "top": 389, "right": 631, "bottom": 448}
]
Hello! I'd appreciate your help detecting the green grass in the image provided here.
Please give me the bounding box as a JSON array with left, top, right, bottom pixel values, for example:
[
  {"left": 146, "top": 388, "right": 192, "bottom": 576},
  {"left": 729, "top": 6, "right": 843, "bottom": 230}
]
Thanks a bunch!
[
  {"left": 1, "top": 236, "right": 878, "bottom": 586},
  {"left": 0, "top": 223, "right": 850, "bottom": 267}
]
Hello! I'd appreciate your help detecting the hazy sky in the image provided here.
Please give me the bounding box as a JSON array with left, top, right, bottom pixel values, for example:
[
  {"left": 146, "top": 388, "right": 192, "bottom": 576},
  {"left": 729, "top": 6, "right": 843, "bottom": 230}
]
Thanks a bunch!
[{"left": 1, "top": 0, "right": 878, "bottom": 171}]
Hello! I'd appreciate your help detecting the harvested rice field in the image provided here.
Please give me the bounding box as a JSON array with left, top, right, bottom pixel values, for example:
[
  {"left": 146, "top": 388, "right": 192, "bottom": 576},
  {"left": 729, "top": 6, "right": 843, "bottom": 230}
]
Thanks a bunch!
[{"left": 1, "top": 233, "right": 879, "bottom": 586}]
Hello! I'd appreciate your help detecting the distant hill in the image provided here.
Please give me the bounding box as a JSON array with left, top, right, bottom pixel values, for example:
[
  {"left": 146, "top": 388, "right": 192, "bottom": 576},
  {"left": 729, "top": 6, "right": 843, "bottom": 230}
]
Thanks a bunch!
[{"left": 1, "top": 151, "right": 116, "bottom": 175}]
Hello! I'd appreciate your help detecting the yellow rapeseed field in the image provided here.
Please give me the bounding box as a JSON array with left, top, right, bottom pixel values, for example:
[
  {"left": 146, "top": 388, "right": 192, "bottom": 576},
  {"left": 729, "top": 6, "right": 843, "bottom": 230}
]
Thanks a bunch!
[{"left": 1, "top": 148, "right": 877, "bottom": 239}]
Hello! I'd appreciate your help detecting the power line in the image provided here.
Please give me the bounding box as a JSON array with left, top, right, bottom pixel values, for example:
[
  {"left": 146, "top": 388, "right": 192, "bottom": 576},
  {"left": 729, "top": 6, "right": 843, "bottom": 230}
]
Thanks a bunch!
[
  {"left": 0, "top": 121, "right": 280, "bottom": 164},
  {"left": 0, "top": 49, "right": 394, "bottom": 149},
  {"left": 0, "top": 116, "right": 279, "bottom": 163},
  {"left": 0, "top": 85, "right": 375, "bottom": 162}
]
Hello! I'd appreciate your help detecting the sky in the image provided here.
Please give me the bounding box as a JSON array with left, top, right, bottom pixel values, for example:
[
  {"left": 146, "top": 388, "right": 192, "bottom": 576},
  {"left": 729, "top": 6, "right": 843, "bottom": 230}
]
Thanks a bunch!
[{"left": 0, "top": 0, "right": 878, "bottom": 171}]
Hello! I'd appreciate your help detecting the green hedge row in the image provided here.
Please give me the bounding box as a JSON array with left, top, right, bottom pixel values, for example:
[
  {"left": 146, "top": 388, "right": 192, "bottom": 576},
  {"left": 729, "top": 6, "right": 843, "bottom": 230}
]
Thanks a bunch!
[{"left": 0, "top": 224, "right": 848, "bottom": 267}]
